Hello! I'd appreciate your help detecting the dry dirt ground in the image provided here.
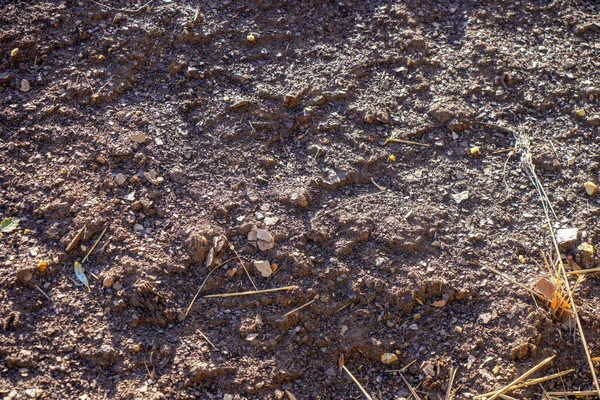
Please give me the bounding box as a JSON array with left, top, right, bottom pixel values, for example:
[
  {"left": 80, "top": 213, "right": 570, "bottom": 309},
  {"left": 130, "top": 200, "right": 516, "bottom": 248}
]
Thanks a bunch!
[{"left": 1, "top": 0, "right": 600, "bottom": 399}]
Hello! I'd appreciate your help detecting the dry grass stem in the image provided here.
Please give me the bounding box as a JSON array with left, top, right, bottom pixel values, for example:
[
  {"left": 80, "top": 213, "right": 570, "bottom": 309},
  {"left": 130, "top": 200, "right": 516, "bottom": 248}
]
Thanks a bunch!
[
  {"left": 384, "top": 138, "right": 430, "bottom": 147},
  {"left": 546, "top": 391, "right": 597, "bottom": 398},
  {"left": 283, "top": 299, "right": 316, "bottom": 317},
  {"left": 33, "top": 284, "right": 51, "bottom": 301},
  {"left": 567, "top": 267, "right": 600, "bottom": 275},
  {"left": 474, "top": 355, "right": 555, "bottom": 400},
  {"left": 492, "top": 148, "right": 515, "bottom": 154},
  {"left": 82, "top": 225, "right": 108, "bottom": 263},
  {"left": 89, "top": 0, "right": 154, "bottom": 13},
  {"left": 197, "top": 329, "right": 218, "bottom": 351},
  {"left": 338, "top": 356, "right": 373, "bottom": 400},
  {"left": 399, "top": 373, "right": 422, "bottom": 400},
  {"left": 204, "top": 286, "right": 298, "bottom": 298},
  {"left": 225, "top": 238, "right": 257, "bottom": 292},
  {"left": 385, "top": 359, "right": 417, "bottom": 374},
  {"left": 479, "top": 262, "right": 547, "bottom": 303},
  {"left": 518, "top": 369, "right": 574, "bottom": 387},
  {"left": 184, "top": 257, "right": 235, "bottom": 318},
  {"left": 446, "top": 367, "right": 457, "bottom": 400}
]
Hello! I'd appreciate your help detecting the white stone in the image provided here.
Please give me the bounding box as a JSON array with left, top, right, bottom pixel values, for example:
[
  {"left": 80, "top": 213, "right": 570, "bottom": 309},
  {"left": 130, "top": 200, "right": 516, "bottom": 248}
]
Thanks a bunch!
[
  {"left": 556, "top": 228, "right": 578, "bottom": 250},
  {"left": 115, "top": 173, "right": 126, "bottom": 185},
  {"left": 253, "top": 260, "right": 272, "bottom": 277},
  {"left": 20, "top": 79, "right": 30, "bottom": 92}
]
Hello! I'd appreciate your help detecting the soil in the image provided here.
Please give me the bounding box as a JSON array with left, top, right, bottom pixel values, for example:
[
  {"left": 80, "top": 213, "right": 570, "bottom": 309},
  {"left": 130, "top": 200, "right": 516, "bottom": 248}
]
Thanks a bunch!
[{"left": 1, "top": 0, "right": 600, "bottom": 399}]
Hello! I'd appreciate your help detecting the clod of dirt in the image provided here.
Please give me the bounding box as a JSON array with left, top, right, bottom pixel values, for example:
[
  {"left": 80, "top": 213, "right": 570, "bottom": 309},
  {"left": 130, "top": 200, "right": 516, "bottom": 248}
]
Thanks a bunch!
[
  {"left": 89, "top": 344, "right": 120, "bottom": 367},
  {"left": 16, "top": 267, "right": 35, "bottom": 284},
  {"left": 185, "top": 362, "right": 236, "bottom": 386},
  {"left": 185, "top": 233, "right": 209, "bottom": 265},
  {"left": 556, "top": 228, "right": 578, "bottom": 250},
  {"left": 532, "top": 151, "right": 561, "bottom": 172},
  {"left": 168, "top": 167, "right": 186, "bottom": 183},
  {"left": 130, "top": 132, "right": 147, "bottom": 144},
  {"left": 102, "top": 274, "right": 116, "bottom": 288}
]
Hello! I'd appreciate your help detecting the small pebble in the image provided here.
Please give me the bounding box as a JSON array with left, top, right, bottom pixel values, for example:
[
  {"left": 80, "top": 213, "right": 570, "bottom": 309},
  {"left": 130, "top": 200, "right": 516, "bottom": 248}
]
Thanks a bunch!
[
  {"left": 584, "top": 181, "right": 597, "bottom": 196},
  {"left": 115, "top": 173, "right": 127, "bottom": 185},
  {"left": 20, "top": 79, "right": 31, "bottom": 92}
]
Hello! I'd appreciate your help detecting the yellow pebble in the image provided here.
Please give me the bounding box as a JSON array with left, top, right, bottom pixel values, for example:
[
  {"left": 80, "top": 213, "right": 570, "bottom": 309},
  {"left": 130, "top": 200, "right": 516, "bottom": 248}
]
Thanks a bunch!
[
  {"left": 23, "top": 229, "right": 31, "bottom": 235},
  {"left": 576, "top": 109, "right": 586, "bottom": 117},
  {"left": 11, "top": 48, "right": 19, "bottom": 57},
  {"left": 518, "top": 255, "right": 526, "bottom": 264},
  {"left": 470, "top": 146, "right": 481, "bottom": 156},
  {"left": 584, "top": 181, "right": 598, "bottom": 196},
  {"left": 38, "top": 260, "right": 49, "bottom": 273},
  {"left": 223, "top": 96, "right": 230, "bottom": 102},
  {"left": 98, "top": 54, "right": 105, "bottom": 61},
  {"left": 247, "top": 34, "right": 256, "bottom": 42},
  {"left": 388, "top": 154, "right": 396, "bottom": 162}
]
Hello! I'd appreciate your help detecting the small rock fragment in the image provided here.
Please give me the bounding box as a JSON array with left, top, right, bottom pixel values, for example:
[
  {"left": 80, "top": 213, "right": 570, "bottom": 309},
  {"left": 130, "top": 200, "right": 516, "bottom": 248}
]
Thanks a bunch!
[
  {"left": 577, "top": 242, "right": 595, "bottom": 268},
  {"left": 556, "top": 228, "right": 579, "bottom": 250},
  {"left": 451, "top": 191, "right": 469, "bottom": 204},
  {"left": 584, "top": 181, "right": 598, "bottom": 196},
  {"left": 253, "top": 260, "right": 272, "bottom": 277},
  {"left": 575, "top": 109, "right": 586, "bottom": 117},
  {"left": 20, "top": 79, "right": 31, "bottom": 92},
  {"left": 289, "top": 192, "right": 308, "bottom": 208},
  {"left": 264, "top": 217, "right": 279, "bottom": 226},
  {"left": 169, "top": 167, "right": 186, "bottom": 183},
  {"left": 256, "top": 229, "right": 274, "bottom": 251},
  {"left": 130, "top": 133, "right": 147, "bottom": 144},
  {"left": 133, "top": 224, "right": 144, "bottom": 232},
  {"left": 470, "top": 146, "right": 481, "bottom": 156},
  {"left": 381, "top": 353, "right": 398, "bottom": 365},
  {"left": 115, "top": 173, "right": 127, "bottom": 185}
]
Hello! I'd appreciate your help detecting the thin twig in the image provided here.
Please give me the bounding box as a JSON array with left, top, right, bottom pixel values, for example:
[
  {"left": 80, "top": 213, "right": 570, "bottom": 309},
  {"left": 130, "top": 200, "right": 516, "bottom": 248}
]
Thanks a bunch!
[
  {"left": 204, "top": 286, "right": 298, "bottom": 298},
  {"left": 82, "top": 225, "right": 108, "bottom": 263},
  {"left": 399, "top": 373, "right": 422, "bottom": 400},
  {"left": 567, "top": 266, "right": 600, "bottom": 275},
  {"left": 479, "top": 262, "right": 548, "bottom": 303},
  {"left": 546, "top": 391, "right": 597, "bottom": 398},
  {"left": 184, "top": 257, "right": 235, "bottom": 318},
  {"left": 225, "top": 238, "right": 257, "bottom": 291},
  {"left": 89, "top": 0, "right": 154, "bottom": 13},
  {"left": 385, "top": 359, "right": 417, "bottom": 374},
  {"left": 197, "top": 328, "right": 218, "bottom": 351},
  {"left": 474, "top": 355, "right": 555, "bottom": 400},
  {"left": 446, "top": 366, "right": 457, "bottom": 400},
  {"left": 33, "top": 284, "right": 51, "bottom": 301},
  {"left": 492, "top": 148, "right": 515, "bottom": 155},
  {"left": 284, "top": 299, "right": 316, "bottom": 317},
  {"left": 384, "top": 138, "right": 430, "bottom": 147},
  {"left": 341, "top": 365, "right": 373, "bottom": 400}
]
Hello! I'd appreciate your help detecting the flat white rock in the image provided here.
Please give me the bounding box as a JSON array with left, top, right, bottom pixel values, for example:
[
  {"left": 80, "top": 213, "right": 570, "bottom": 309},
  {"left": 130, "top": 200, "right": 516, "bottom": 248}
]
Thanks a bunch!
[{"left": 253, "top": 260, "right": 272, "bottom": 277}]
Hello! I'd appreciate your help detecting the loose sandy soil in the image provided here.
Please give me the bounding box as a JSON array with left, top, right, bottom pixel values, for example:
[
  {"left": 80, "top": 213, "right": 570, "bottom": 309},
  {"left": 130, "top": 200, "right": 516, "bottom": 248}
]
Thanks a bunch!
[{"left": 1, "top": 0, "right": 600, "bottom": 399}]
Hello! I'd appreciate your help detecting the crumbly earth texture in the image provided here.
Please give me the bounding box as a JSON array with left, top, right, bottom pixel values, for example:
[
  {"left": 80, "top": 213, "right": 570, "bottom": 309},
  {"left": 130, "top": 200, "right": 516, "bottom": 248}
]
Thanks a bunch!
[{"left": 1, "top": 0, "right": 600, "bottom": 399}]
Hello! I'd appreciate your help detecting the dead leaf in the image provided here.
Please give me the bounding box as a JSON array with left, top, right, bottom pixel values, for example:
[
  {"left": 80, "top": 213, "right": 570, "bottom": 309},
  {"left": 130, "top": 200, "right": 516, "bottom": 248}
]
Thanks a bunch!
[{"left": 534, "top": 276, "right": 556, "bottom": 301}]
